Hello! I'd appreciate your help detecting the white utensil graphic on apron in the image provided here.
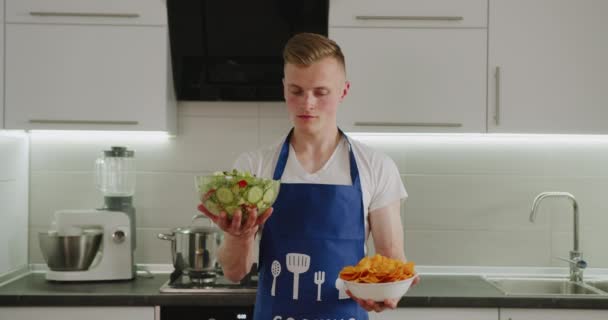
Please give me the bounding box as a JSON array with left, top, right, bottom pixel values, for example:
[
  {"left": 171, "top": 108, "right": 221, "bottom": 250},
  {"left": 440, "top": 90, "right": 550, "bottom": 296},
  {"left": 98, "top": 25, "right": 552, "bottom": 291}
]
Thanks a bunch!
[
  {"left": 271, "top": 260, "right": 281, "bottom": 296},
  {"left": 286, "top": 253, "right": 310, "bottom": 300},
  {"left": 314, "top": 271, "right": 325, "bottom": 301}
]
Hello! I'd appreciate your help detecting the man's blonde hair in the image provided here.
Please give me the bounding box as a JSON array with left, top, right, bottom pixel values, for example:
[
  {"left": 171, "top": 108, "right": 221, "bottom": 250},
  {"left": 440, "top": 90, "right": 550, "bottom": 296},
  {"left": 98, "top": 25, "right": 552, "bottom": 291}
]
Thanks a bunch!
[{"left": 283, "top": 33, "right": 345, "bottom": 72}]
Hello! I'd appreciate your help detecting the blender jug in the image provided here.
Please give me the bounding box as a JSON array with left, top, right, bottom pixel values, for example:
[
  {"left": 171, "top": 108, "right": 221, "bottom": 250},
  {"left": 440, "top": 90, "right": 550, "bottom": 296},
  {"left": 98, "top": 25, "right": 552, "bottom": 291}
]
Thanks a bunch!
[
  {"left": 95, "top": 146, "right": 136, "bottom": 197},
  {"left": 95, "top": 146, "right": 137, "bottom": 251}
]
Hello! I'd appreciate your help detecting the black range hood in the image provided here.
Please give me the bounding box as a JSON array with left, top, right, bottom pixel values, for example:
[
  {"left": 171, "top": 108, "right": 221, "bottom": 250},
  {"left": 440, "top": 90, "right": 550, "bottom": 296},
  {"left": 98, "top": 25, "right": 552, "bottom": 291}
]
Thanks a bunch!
[{"left": 167, "top": 0, "right": 329, "bottom": 101}]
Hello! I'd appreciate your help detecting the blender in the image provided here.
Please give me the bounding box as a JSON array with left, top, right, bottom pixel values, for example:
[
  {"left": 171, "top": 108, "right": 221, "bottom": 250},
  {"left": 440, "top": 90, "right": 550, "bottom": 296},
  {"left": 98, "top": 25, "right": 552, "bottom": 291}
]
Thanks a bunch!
[{"left": 95, "top": 146, "right": 137, "bottom": 252}]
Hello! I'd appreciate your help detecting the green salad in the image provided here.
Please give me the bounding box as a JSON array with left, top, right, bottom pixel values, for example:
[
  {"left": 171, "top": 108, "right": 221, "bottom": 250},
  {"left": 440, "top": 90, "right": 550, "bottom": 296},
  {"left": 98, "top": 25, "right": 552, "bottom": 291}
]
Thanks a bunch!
[{"left": 197, "top": 169, "right": 280, "bottom": 218}]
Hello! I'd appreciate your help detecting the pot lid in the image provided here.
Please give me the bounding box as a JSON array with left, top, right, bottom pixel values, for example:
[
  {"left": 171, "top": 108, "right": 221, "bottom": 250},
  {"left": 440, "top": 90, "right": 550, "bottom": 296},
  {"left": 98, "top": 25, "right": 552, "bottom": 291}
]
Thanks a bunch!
[{"left": 173, "top": 225, "right": 220, "bottom": 235}]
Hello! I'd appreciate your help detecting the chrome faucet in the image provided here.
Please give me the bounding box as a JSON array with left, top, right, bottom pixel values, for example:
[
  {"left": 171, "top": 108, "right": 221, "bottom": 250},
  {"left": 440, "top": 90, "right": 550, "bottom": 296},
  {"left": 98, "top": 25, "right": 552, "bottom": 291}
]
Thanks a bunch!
[{"left": 529, "top": 192, "right": 587, "bottom": 283}]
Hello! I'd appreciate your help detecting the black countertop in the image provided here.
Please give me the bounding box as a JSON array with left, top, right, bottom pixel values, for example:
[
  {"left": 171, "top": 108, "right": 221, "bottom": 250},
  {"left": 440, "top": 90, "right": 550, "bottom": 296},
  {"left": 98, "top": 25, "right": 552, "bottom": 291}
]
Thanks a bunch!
[
  {"left": 2, "top": 273, "right": 608, "bottom": 309},
  {"left": 0, "top": 273, "right": 254, "bottom": 306}
]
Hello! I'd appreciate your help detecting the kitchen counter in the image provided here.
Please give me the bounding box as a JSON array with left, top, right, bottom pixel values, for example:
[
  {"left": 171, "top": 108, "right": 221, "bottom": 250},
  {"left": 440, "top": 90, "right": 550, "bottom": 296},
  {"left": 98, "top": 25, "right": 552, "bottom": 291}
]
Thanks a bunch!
[
  {"left": 3, "top": 271, "right": 608, "bottom": 309},
  {"left": 0, "top": 272, "right": 254, "bottom": 306}
]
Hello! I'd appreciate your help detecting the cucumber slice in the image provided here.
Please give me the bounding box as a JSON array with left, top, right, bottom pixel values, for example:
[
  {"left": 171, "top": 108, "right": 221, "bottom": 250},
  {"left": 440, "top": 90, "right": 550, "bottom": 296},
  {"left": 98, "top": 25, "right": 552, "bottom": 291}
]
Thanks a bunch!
[
  {"left": 231, "top": 184, "right": 241, "bottom": 195},
  {"left": 257, "top": 201, "right": 269, "bottom": 214},
  {"left": 247, "top": 186, "right": 264, "bottom": 203},
  {"left": 224, "top": 205, "right": 238, "bottom": 217},
  {"left": 216, "top": 187, "right": 234, "bottom": 204},
  {"left": 262, "top": 188, "right": 275, "bottom": 203},
  {"left": 204, "top": 200, "right": 221, "bottom": 215}
]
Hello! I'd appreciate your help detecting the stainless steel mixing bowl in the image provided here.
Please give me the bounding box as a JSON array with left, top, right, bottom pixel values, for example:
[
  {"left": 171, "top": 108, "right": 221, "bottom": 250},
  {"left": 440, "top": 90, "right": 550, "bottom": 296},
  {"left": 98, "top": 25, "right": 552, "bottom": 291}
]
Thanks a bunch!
[{"left": 38, "top": 230, "right": 103, "bottom": 271}]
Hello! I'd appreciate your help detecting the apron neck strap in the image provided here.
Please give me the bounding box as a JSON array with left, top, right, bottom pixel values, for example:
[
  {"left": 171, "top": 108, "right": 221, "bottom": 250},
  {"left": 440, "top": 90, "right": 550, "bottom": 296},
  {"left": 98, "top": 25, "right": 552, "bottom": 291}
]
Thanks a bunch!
[{"left": 273, "top": 128, "right": 360, "bottom": 187}]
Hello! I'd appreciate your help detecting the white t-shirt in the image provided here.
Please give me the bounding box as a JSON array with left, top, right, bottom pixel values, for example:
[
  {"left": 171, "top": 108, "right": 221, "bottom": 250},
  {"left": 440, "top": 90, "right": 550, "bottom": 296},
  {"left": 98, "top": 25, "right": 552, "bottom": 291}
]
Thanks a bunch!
[{"left": 233, "top": 133, "right": 408, "bottom": 240}]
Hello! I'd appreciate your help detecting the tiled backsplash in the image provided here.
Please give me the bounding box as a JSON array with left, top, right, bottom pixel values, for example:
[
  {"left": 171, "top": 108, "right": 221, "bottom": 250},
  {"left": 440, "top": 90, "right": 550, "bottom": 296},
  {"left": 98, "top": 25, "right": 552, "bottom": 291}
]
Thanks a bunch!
[
  {"left": 0, "top": 132, "right": 29, "bottom": 275},
  {"left": 27, "top": 102, "right": 608, "bottom": 268}
]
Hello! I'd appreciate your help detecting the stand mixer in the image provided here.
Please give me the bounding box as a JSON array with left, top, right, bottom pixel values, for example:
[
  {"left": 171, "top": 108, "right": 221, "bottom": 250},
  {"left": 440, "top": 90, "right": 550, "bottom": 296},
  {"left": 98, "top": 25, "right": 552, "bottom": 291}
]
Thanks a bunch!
[
  {"left": 40, "top": 210, "right": 133, "bottom": 281},
  {"left": 39, "top": 146, "right": 137, "bottom": 281}
]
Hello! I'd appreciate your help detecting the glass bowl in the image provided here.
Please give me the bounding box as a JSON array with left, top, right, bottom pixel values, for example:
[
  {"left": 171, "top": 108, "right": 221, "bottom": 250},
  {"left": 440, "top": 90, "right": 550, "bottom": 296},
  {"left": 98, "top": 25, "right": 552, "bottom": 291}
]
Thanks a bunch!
[{"left": 195, "top": 172, "right": 280, "bottom": 217}]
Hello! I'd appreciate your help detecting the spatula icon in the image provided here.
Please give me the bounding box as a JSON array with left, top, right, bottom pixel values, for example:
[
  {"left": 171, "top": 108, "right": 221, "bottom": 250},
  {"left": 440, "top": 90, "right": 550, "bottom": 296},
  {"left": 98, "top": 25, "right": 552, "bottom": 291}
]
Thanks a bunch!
[
  {"left": 286, "top": 253, "right": 310, "bottom": 300},
  {"left": 271, "top": 260, "right": 281, "bottom": 296}
]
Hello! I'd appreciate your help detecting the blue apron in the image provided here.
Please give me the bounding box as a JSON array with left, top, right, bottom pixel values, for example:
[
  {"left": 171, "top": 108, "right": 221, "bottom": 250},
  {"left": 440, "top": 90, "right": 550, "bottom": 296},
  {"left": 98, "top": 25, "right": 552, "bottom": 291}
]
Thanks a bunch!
[{"left": 254, "top": 129, "right": 368, "bottom": 320}]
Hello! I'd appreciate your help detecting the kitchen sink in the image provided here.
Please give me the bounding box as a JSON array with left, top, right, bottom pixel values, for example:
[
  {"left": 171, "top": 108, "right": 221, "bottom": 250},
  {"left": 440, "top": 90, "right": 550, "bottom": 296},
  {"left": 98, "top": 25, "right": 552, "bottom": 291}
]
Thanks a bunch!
[{"left": 484, "top": 277, "right": 605, "bottom": 296}]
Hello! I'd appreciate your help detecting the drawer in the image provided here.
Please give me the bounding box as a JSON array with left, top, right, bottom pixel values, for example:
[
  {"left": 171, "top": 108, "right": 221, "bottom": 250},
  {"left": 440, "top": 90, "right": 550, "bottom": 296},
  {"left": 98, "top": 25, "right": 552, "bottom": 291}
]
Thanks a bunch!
[
  {"left": 330, "top": 0, "right": 487, "bottom": 28},
  {"left": 6, "top": 0, "right": 167, "bottom": 25}
]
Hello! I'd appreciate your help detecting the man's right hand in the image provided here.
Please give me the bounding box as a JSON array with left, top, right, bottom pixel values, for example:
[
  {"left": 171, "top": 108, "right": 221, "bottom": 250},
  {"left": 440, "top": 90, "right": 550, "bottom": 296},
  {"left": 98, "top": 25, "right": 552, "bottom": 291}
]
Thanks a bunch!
[{"left": 197, "top": 204, "right": 273, "bottom": 239}]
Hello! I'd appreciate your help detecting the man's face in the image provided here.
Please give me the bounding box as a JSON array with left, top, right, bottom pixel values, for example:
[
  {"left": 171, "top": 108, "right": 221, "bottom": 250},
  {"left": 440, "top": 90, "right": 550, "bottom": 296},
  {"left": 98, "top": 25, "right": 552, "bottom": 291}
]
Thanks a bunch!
[{"left": 283, "top": 57, "right": 349, "bottom": 135}]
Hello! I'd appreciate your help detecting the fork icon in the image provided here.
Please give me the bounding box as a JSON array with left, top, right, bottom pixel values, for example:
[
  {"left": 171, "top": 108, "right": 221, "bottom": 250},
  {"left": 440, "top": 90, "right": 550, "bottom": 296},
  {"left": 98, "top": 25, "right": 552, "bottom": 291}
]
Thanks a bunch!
[{"left": 314, "top": 271, "right": 325, "bottom": 301}]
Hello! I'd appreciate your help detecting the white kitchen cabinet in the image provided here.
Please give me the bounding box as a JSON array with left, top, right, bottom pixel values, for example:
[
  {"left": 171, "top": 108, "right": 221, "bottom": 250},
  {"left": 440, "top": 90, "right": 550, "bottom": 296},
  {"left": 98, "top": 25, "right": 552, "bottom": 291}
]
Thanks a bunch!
[
  {"left": 0, "top": 0, "right": 5, "bottom": 129},
  {"left": 500, "top": 308, "right": 608, "bottom": 320},
  {"left": 488, "top": 0, "right": 608, "bottom": 134},
  {"left": 330, "top": 0, "right": 487, "bottom": 133},
  {"left": 6, "top": 0, "right": 166, "bottom": 25},
  {"left": 330, "top": 29, "right": 487, "bottom": 133},
  {"left": 0, "top": 306, "right": 155, "bottom": 320},
  {"left": 330, "top": 0, "right": 487, "bottom": 28},
  {"left": 371, "top": 307, "right": 497, "bottom": 320},
  {"left": 4, "top": 0, "right": 176, "bottom": 132},
  {"left": 4, "top": 23, "right": 176, "bottom": 132}
]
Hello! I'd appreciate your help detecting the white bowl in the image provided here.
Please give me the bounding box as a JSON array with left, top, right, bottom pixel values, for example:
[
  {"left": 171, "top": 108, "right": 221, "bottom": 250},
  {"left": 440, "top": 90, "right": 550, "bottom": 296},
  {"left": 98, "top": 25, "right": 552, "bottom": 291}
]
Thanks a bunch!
[{"left": 343, "top": 275, "right": 417, "bottom": 301}]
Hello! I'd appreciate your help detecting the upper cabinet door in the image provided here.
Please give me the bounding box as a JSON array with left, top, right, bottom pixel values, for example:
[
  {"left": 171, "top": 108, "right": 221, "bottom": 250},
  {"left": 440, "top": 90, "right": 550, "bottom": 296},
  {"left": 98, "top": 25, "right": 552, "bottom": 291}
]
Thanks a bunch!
[
  {"left": 330, "top": 0, "right": 487, "bottom": 28},
  {"left": 6, "top": 0, "right": 167, "bottom": 25},
  {"left": 330, "top": 0, "right": 488, "bottom": 133},
  {"left": 4, "top": 24, "right": 174, "bottom": 132},
  {"left": 488, "top": 0, "right": 608, "bottom": 134},
  {"left": 332, "top": 28, "right": 487, "bottom": 133}
]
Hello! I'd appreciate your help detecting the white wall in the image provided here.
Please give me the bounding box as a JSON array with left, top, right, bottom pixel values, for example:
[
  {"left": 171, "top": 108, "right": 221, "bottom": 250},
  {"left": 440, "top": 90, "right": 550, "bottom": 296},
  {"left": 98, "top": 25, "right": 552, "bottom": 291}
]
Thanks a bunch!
[
  {"left": 0, "top": 132, "right": 29, "bottom": 275},
  {"left": 27, "top": 102, "right": 608, "bottom": 268}
]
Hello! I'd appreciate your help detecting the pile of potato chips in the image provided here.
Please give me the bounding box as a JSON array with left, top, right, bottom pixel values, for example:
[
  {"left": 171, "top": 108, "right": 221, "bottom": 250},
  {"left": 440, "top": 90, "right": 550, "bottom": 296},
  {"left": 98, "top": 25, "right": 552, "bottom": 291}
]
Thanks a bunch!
[{"left": 339, "top": 254, "right": 416, "bottom": 283}]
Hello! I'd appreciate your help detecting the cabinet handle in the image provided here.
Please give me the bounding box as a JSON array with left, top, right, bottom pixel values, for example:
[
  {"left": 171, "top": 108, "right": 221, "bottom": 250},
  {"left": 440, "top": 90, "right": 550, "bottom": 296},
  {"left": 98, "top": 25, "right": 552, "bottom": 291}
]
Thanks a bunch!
[
  {"left": 355, "top": 15, "right": 464, "bottom": 21},
  {"left": 494, "top": 66, "right": 501, "bottom": 125},
  {"left": 30, "top": 12, "right": 140, "bottom": 18},
  {"left": 154, "top": 306, "right": 160, "bottom": 320},
  {"left": 354, "top": 122, "right": 463, "bottom": 128},
  {"left": 29, "top": 119, "right": 139, "bottom": 125}
]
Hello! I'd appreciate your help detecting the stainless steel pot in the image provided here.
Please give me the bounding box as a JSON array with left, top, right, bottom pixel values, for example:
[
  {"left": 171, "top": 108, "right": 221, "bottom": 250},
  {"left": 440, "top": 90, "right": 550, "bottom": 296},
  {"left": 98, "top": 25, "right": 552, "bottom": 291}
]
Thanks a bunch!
[{"left": 158, "top": 215, "right": 222, "bottom": 276}]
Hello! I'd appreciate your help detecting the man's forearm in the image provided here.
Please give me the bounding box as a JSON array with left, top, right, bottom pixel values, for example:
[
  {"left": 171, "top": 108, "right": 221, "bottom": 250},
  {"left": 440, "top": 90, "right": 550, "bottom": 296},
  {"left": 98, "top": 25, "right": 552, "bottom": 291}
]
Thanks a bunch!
[
  {"left": 369, "top": 200, "right": 407, "bottom": 261},
  {"left": 218, "top": 233, "right": 256, "bottom": 282}
]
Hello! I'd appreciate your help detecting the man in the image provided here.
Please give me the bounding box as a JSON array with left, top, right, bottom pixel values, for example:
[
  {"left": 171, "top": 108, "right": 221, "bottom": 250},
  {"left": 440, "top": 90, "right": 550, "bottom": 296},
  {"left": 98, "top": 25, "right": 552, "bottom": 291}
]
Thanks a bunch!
[{"left": 199, "top": 32, "right": 413, "bottom": 319}]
